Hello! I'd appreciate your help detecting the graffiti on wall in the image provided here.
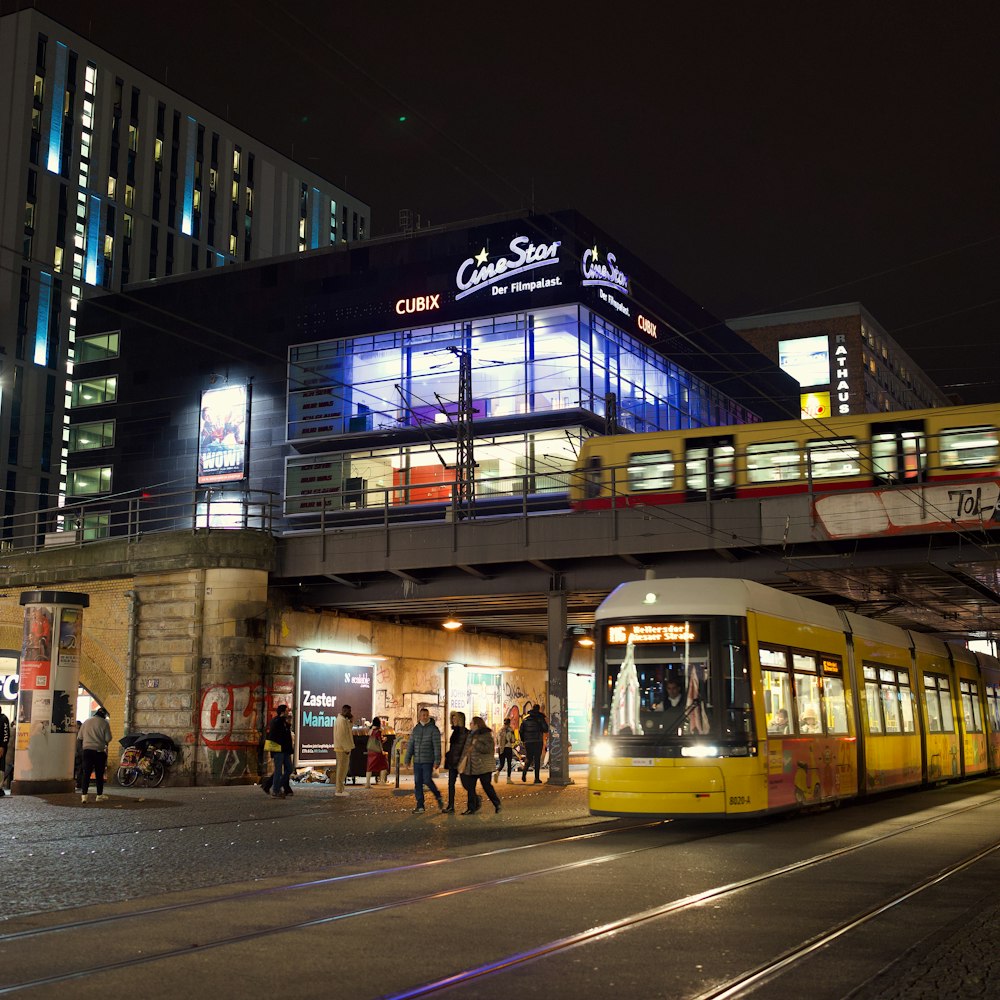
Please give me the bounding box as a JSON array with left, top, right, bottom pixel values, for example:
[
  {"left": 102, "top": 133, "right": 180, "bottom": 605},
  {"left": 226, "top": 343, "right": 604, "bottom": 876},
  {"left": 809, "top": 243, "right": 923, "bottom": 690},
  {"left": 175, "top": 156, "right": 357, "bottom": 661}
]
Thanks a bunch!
[{"left": 199, "top": 682, "right": 291, "bottom": 780}]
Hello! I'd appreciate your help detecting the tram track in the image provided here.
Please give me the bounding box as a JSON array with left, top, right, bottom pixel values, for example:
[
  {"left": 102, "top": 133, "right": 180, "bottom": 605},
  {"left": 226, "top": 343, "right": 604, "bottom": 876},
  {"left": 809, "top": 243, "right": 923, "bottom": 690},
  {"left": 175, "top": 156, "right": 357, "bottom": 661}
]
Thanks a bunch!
[{"left": 3, "top": 791, "right": 998, "bottom": 997}]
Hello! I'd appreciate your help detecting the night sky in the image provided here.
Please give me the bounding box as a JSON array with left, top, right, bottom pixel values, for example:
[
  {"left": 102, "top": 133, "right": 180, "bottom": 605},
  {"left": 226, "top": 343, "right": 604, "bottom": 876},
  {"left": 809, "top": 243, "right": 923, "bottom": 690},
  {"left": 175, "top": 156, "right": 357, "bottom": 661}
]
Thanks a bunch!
[{"left": 19, "top": 0, "right": 1000, "bottom": 403}]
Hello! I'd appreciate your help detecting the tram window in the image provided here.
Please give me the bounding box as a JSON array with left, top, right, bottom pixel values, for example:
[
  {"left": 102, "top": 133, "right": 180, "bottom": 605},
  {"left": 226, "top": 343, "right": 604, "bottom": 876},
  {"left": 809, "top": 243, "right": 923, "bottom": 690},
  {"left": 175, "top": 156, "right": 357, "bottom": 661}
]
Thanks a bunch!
[
  {"left": 792, "top": 652, "right": 817, "bottom": 673},
  {"left": 823, "top": 675, "right": 849, "bottom": 734},
  {"left": 746, "top": 441, "right": 801, "bottom": 483},
  {"left": 759, "top": 646, "right": 788, "bottom": 669},
  {"left": 939, "top": 426, "right": 999, "bottom": 468},
  {"left": 923, "top": 674, "right": 954, "bottom": 733},
  {"left": 865, "top": 679, "right": 883, "bottom": 733},
  {"left": 960, "top": 679, "right": 983, "bottom": 733},
  {"left": 807, "top": 438, "right": 861, "bottom": 479},
  {"left": 898, "top": 675, "right": 915, "bottom": 733},
  {"left": 795, "top": 674, "right": 822, "bottom": 733},
  {"left": 986, "top": 684, "right": 1000, "bottom": 732},
  {"left": 763, "top": 669, "right": 792, "bottom": 733},
  {"left": 627, "top": 451, "right": 675, "bottom": 492}
]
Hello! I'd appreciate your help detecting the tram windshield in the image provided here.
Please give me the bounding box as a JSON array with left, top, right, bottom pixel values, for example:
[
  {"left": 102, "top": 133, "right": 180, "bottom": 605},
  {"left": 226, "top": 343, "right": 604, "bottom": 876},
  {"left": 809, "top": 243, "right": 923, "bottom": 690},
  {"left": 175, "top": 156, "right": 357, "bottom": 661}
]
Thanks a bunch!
[{"left": 596, "top": 617, "right": 748, "bottom": 739}]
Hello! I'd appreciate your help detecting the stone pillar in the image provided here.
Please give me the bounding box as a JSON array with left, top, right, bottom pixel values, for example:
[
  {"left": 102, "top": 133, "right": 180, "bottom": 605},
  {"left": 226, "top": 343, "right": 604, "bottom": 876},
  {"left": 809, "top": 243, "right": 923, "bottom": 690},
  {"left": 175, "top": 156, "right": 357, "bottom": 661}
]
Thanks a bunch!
[
  {"left": 12, "top": 590, "right": 90, "bottom": 795},
  {"left": 546, "top": 590, "right": 572, "bottom": 786}
]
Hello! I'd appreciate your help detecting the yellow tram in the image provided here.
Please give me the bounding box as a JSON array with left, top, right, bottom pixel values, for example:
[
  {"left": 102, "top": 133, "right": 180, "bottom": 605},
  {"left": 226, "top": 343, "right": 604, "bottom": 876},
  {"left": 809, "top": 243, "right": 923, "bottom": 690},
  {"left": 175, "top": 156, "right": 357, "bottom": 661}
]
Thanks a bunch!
[{"left": 588, "top": 578, "right": 1000, "bottom": 818}]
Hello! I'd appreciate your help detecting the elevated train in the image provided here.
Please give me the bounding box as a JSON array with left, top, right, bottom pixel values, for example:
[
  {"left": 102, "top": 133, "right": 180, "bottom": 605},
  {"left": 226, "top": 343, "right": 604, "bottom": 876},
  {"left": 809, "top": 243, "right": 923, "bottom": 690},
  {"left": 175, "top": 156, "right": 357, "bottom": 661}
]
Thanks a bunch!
[
  {"left": 589, "top": 578, "right": 1000, "bottom": 818},
  {"left": 570, "top": 401, "right": 1000, "bottom": 511}
]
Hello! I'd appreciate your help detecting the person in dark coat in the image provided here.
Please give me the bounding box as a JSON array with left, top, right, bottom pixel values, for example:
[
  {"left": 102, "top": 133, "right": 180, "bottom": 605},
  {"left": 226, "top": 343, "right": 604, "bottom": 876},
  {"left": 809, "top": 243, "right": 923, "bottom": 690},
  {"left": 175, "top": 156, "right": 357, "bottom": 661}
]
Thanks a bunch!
[
  {"left": 519, "top": 705, "right": 549, "bottom": 784},
  {"left": 0, "top": 711, "right": 10, "bottom": 797},
  {"left": 458, "top": 716, "right": 501, "bottom": 814},
  {"left": 265, "top": 705, "right": 294, "bottom": 798},
  {"left": 442, "top": 711, "right": 470, "bottom": 812}
]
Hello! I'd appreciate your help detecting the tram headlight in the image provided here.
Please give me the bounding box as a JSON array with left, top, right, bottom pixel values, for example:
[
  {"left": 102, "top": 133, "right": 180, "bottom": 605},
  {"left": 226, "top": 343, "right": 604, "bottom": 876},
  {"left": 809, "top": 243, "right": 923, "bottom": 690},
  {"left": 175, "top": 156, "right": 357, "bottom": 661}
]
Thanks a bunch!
[
  {"left": 681, "top": 745, "right": 719, "bottom": 758},
  {"left": 592, "top": 740, "right": 614, "bottom": 761}
]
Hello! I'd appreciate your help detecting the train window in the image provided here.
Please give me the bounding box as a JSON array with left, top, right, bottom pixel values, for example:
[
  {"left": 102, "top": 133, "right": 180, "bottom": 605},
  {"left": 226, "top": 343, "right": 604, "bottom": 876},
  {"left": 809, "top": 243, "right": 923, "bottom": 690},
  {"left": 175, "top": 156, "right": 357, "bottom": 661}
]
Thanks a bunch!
[
  {"left": 822, "top": 675, "right": 849, "bottom": 734},
  {"left": 584, "top": 456, "right": 603, "bottom": 499},
  {"left": 746, "top": 441, "right": 801, "bottom": 483},
  {"left": 872, "top": 428, "right": 925, "bottom": 484},
  {"left": 792, "top": 652, "right": 817, "bottom": 673},
  {"left": 627, "top": 451, "right": 674, "bottom": 492},
  {"left": 867, "top": 664, "right": 914, "bottom": 734},
  {"left": 807, "top": 438, "right": 861, "bottom": 479},
  {"left": 959, "top": 679, "right": 983, "bottom": 733},
  {"left": 939, "top": 426, "right": 999, "bottom": 468},
  {"left": 923, "top": 674, "right": 954, "bottom": 732},
  {"left": 685, "top": 438, "right": 735, "bottom": 497}
]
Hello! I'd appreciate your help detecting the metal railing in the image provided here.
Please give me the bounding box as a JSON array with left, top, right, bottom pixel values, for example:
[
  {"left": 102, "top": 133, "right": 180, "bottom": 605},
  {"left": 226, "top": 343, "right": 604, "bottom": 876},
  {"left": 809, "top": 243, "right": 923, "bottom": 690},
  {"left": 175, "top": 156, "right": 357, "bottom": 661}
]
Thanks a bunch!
[{"left": 0, "top": 487, "right": 280, "bottom": 556}]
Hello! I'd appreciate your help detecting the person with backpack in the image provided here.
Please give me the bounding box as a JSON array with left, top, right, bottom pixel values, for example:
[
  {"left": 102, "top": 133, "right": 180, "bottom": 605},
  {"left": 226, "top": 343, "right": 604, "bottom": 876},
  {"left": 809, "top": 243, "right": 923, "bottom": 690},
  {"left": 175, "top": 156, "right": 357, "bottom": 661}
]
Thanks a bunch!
[{"left": 519, "top": 705, "right": 549, "bottom": 784}]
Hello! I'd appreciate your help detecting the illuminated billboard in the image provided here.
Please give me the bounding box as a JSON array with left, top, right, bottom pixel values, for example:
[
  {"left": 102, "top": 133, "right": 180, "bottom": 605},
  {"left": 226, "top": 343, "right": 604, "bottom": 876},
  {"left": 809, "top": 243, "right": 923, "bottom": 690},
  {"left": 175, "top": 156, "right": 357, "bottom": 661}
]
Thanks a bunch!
[
  {"left": 800, "top": 391, "right": 831, "bottom": 418},
  {"left": 197, "top": 384, "right": 249, "bottom": 484},
  {"left": 778, "top": 335, "right": 830, "bottom": 388}
]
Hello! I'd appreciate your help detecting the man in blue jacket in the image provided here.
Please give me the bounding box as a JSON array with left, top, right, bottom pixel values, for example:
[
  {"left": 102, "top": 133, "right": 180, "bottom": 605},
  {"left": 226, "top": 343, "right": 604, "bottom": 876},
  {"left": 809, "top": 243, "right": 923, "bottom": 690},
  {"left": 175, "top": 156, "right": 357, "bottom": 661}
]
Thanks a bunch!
[{"left": 404, "top": 708, "right": 444, "bottom": 813}]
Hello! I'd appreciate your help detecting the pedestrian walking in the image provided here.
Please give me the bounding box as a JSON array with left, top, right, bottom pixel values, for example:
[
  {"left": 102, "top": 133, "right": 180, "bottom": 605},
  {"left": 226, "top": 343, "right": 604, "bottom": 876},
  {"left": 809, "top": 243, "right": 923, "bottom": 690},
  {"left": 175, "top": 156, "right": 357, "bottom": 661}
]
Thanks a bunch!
[
  {"left": 0, "top": 711, "right": 10, "bottom": 797},
  {"left": 519, "top": 705, "right": 549, "bottom": 784},
  {"left": 442, "top": 711, "right": 470, "bottom": 812},
  {"left": 2, "top": 722, "right": 13, "bottom": 792},
  {"left": 496, "top": 716, "right": 517, "bottom": 782},
  {"left": 458, "top": 716, "right": 502, "bottom": 814},
  {"left": 403, "top": 708, "right": 444, "bottom": 813},
  {"left": 73, "top": 719, "right": 84, "bottom": 793},
  {"left": 79, "top": 707, "right": 113, "bottom": 803},
  {"left": 365, "top": 716, "right": 389, "bottom": 787},
  {"left": 334, "top": 703, "right": 355, "bottom": 796},
  {"left": 265, "top": 704, "right": 294, "bottom": 798}
]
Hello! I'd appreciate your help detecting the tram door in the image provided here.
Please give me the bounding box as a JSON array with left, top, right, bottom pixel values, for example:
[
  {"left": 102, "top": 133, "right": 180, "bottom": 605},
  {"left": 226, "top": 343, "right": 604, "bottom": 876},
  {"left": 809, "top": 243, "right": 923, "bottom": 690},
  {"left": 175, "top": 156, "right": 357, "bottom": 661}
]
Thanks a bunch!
[
  {"left": 685, "top": 436, "right": 736, "bottom": 500},
  {"left": 872, "top": 421, "right": 926, "bottom": 485}
]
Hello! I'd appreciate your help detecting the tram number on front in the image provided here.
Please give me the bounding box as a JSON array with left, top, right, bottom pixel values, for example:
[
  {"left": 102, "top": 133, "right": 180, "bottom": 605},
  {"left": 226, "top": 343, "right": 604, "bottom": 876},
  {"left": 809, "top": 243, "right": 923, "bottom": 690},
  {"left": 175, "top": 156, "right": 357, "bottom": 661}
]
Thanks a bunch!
[
  {"left": 728, "top": 795, "right": 751, "bottom": 806},
  {"left": 631, "top": 757, "right": 655, "bottom": 766}
]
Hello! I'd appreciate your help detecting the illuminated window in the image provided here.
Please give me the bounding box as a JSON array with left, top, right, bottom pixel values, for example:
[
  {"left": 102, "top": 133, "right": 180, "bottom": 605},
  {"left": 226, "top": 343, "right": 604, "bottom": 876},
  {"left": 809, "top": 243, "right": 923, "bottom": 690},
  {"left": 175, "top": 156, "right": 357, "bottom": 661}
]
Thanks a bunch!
[
  {"left": 746, "top": 441, "right": 801, "bottom": 483},
  {"left": 246, "top": 186, "right": 253, "bottom": 212},
  {"left": 939, "top": 426, "right": 999, "bottom": 468},
  {"left": 125, "top": 184, "right": 134, "bottom": 208},
  {"left": 69, "top": 419, "right": 115, "bottom": 451},
  {"left": 193, "top": 189, "right": 201, "bottom": 211},
  {"left": 923, "top": 674, "right": 954, "bottom": 732},
  {"left": 864, "top": 663, "right": 914, "bottom": 734},
  {"left": 76, "top": 331, "right": 119, "bottom": 362},
  {"left": 231, "top": 180, "right": 239, "bottom": 203},
  {"left": 70, "top": 375, "right": 117, "bottom": 406},
  {"left": 232, "top": 148, "right": 241, "bottom": 173},
  {"left": 67, "top": 466, "right": 112, "bottom": 496},
  {"left": 54, "top": 246, "right": 64, "bottom": 272},
  {"left": 960, "top": 679, "right": 983, "bottom": 733},
  {"left": 107, "top": 176, "right": 117, "bottom": 199},
  {"left": 128, "top": 124, "right": 138, "bottom": 151},
  {"left": 25, "top": 202, "right": 35, "bottom": 229},
  {"left": 807, "top": 438, "right": 860, "bottom": 479},
  {"left": 154, "top": 137, "right": 163, "bottom": 163},
  {"left": 627, "top": 451, "right": 674, "bottom": 491},
  {"left": 103, "top": 235, "right": 114, "bottom": 260},
  {"left": 229, "top": 234, "right": 237, "bottom": 254},
  {"left": 34, "top": 74, "right": 44, "bottom": 101}
]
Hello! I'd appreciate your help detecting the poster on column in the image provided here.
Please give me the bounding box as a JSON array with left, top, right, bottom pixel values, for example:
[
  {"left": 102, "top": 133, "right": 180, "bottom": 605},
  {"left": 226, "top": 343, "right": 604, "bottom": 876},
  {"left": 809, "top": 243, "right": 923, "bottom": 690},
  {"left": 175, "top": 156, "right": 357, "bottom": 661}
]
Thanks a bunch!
[
  {"left": 20, "top": 606, "right": 53, "bottom": 692},
  {"left": 296, "top": 658, "right": 374, "bottom": 766}
]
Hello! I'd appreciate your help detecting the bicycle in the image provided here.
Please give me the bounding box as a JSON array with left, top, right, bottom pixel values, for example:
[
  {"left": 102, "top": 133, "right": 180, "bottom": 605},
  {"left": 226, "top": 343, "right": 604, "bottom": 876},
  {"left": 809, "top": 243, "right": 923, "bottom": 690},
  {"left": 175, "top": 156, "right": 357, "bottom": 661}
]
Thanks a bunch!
[{"left": 116, "top": 744, "right": 176, "bottom": 787}]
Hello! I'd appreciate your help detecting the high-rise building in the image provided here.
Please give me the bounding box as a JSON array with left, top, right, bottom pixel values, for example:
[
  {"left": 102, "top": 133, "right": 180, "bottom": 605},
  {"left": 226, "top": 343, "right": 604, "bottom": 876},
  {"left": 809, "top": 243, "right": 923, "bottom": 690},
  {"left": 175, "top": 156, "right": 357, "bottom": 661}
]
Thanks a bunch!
[
  {"left": 0, "top": 8, "right": 369, "bottom": 527},
  {"left": 727, "top": 303, "right": 950, "bottom": 418}
]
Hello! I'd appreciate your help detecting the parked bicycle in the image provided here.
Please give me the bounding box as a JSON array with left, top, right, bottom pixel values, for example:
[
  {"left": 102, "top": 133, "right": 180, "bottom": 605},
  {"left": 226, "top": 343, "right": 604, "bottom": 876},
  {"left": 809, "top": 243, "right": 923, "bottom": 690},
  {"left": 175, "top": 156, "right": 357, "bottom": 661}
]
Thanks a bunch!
[{"left": 116, "top": 733, "right": 179, "bottom": 787}]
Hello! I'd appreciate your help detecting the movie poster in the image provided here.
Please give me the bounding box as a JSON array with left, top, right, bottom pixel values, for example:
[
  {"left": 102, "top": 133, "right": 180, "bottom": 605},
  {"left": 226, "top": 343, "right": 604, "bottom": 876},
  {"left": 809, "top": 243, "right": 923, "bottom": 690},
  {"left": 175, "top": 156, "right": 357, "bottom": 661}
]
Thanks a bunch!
[{"left": 197, "top": 384, "right": 249, "bottom": 484}]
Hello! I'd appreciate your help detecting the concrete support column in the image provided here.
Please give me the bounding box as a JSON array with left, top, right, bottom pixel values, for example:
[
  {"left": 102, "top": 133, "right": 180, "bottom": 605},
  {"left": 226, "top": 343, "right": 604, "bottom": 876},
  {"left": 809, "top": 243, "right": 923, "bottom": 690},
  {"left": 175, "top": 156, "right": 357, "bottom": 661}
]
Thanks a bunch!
[
  {"left": 546, "top": 589, "right": 572, "bottom": 786},
  {"left": 13, "top": 590, "right": 90, "bottom": 795}
]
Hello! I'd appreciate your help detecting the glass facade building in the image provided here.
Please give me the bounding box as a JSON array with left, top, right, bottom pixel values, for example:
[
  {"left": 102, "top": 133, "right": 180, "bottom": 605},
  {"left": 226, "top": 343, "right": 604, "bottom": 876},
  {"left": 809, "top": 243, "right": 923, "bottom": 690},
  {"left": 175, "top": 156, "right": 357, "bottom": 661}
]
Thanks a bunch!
[{"left": 287, "top": 305, "right": 760, "bottom": 513}]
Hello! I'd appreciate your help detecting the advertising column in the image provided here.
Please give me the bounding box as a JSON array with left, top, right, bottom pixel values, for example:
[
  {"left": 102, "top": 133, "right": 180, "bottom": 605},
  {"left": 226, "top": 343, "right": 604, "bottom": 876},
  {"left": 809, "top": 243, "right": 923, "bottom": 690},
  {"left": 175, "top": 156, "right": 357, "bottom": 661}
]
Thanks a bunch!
[{"left": 13, "top": 590, "right": 89, "bottom": 795}]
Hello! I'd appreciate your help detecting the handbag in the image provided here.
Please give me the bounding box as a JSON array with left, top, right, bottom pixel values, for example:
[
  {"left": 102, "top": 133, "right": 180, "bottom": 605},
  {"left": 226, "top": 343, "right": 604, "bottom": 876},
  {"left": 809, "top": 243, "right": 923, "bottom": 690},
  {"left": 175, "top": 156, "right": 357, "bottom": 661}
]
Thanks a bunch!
[{"left": 263, "top": 739, "right": 281, "bottom": 753}]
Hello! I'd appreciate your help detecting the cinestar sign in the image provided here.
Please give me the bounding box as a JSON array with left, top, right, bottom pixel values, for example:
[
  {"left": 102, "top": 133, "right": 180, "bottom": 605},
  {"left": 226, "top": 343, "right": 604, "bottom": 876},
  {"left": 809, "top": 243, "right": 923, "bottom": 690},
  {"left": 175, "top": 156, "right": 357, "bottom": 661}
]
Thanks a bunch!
[
  {"left": 581, "top": 246, "right": 630, "bottom": 295},
  {"left": 455, "top": 236, "right": 562, "bottom": 300}
]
